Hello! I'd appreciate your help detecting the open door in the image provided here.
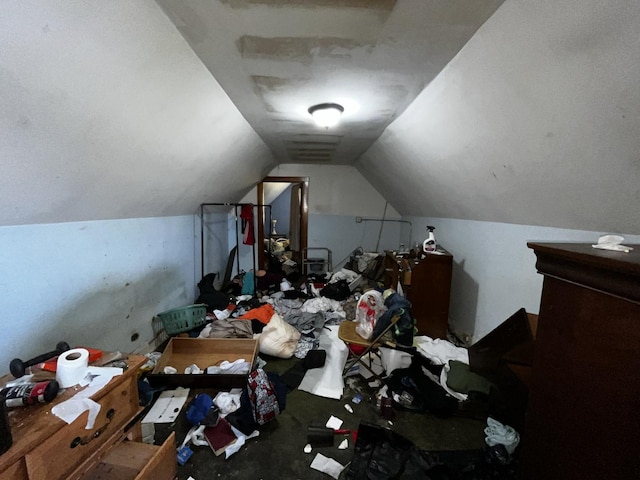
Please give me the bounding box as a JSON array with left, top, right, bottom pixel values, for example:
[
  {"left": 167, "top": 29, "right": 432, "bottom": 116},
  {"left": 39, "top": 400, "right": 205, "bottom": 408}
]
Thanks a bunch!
[{"left": 257, "top": 176, "right": 309, "bottom": 273}]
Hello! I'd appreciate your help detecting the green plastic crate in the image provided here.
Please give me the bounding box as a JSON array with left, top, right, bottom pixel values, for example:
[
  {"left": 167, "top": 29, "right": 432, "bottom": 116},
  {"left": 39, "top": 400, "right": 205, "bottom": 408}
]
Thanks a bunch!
[{"left": 157, "top": 304, "right": 207, "bottom": 335}]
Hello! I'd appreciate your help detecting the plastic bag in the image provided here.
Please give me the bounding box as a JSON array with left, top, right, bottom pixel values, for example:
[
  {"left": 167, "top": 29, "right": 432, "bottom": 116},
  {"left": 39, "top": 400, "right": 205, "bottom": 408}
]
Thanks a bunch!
[
  {"left": 258, "top": 312, "right": 301, "bottom": 358},
  {"left": 484, "top": 417, "right": 520, "bottom": 454},
  {"left": 355, "top": 290, "right": 385, "bottom": 340}
]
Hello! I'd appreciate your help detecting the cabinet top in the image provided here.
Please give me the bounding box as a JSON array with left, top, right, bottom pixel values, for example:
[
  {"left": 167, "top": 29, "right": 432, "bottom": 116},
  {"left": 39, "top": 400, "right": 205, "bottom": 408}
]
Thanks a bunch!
[
  {"left": 528, "top": 242, "right": 640, "bottom": 271},
  {"left": 528, "top": 242, "right": 640, "bottom": 303},
  {"left": 386, "top": 247, "right": 452, "bottom": 260}
]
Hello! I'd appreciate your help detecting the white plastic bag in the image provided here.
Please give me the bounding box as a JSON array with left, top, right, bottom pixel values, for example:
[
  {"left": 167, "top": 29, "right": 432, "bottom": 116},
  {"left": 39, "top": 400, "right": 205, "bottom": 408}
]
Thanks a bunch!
[
  {"left": 355, "top": 290, "right": 385, "bottom": 340},
  {"left": 258, "top": 312, "right": 301, "bottom": 358},
  {"left": 484, "top": 417, "right": 520, "bottom": 454}
]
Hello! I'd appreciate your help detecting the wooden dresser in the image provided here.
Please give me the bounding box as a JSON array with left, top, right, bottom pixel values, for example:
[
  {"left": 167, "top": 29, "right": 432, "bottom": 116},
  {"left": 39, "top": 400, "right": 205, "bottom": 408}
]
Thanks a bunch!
[
  {"left": 521, "top": 243, "right": 640, "bottom": 479},
  {"left": 0, "top": 355, "right": 176, "bottom": 480},
  {"left": 384, "top": 249, "right": 453, "bottom": 339}
]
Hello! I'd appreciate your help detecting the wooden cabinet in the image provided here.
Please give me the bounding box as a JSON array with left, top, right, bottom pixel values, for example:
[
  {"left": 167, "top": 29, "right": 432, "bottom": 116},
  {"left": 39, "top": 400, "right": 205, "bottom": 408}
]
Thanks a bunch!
[
  {"left": 0, "top": 355, "right": 176, "bottom": 480},
  {"left": 82, "top": 432, "right": 176, "bottom": 480},
  {"left": 384, "top": 249, "right": 453, "bottom": 339},
  {"left": 522, "top": 243, "right": 640, "bottom": 480}
]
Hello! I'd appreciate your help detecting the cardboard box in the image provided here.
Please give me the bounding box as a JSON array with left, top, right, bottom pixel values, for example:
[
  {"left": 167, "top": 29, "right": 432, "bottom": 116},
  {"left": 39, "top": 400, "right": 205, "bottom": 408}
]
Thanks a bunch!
[{"left": 146, "top": 337, "right": 258, "bottom": 389}]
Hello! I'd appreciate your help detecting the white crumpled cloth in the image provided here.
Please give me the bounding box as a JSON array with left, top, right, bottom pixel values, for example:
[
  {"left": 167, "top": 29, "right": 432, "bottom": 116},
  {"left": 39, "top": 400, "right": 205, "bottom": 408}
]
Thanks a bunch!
[{"left": 592, "top": 234, "right": 633, "bottom": 253}]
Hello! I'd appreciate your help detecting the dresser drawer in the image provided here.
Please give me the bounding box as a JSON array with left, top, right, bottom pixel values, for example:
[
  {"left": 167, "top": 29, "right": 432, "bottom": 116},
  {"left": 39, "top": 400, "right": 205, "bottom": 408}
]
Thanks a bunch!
[
  {"left": 24, "top": 374, "right": 138, "bottom": 480},
  {"left": 0, "top": 458, "right": 27, "bottom": 480},
  {"left": 82, "top": 432, "right": 176, "bottom": 480}
]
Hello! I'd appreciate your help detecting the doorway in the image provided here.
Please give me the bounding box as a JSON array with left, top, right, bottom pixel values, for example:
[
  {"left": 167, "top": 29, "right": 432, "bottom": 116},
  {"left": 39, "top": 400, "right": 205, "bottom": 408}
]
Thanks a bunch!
[{"left": 257, "top": 176, "right": 309, "bottom": 273}]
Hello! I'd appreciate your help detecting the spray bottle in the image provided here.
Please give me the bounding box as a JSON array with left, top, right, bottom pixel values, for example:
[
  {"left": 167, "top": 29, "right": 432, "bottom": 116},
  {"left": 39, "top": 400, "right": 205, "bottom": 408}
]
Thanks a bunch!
[{"left": 423, "top": 226, "right": 437, "bottom": 254}]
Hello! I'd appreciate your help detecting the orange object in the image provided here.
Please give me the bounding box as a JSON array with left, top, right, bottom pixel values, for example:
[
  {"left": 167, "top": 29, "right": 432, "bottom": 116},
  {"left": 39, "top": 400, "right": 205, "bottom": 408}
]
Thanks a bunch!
[
  {"left": 237, "top": 303, "right": 274, "bottom": 324},
  {"left": 37, "top": 347, "right": 103, "bottom": 372}
]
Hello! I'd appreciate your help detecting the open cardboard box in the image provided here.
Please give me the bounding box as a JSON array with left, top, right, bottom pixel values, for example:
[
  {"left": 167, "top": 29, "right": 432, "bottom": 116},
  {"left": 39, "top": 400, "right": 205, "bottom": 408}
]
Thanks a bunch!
[{"left": 146, "top": 337, "right": 258, "bottom": 389}]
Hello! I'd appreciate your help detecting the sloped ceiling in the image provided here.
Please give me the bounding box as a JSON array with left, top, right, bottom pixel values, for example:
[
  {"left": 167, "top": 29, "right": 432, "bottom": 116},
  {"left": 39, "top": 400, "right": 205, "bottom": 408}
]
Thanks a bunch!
[
  {"left": 156, "top": 0, "right": 504, "bottom": 165},
  {"left": 0, "top": 1, "right": 275, "bottom": 227},
  {"left": 2, "top": 1, "right": 639, "bottom": 235},
  {"left": 359, "top": 0, "right": 640, "bottom": 234}
]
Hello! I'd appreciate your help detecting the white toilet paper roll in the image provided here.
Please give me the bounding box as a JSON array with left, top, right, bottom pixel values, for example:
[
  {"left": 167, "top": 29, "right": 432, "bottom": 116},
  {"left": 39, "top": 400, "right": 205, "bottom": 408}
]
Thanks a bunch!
[{"left": 56, "top": 348, "right": 90, "bottom": 388}]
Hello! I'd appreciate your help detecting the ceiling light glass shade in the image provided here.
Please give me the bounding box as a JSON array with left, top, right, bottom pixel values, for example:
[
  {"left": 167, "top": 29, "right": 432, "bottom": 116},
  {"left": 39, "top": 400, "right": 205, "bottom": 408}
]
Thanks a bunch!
[{"left": 308, "top": 103, "right": 344, "bottom": 127}]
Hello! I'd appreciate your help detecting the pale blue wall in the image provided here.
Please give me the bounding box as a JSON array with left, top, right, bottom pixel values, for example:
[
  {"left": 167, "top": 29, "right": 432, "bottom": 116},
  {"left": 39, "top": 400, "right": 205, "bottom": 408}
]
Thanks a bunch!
[
  {"left": 0, "top": 215, "right": 198, "bottom": 371},
  {"left": 200, "top": 211, "right": 230, "bottom": 287},
  {"left": 404, "top": 217, "right": 640, "bottom": 342},
  {"left": 309, "top": 213, "right": 403, "bottom": 271}
]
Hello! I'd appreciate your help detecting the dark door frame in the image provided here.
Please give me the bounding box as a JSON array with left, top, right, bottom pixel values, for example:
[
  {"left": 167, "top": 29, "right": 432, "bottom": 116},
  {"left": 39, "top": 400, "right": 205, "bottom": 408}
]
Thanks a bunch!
[{"left": 257, "top": 176, "right": 309, "bottom": 271}]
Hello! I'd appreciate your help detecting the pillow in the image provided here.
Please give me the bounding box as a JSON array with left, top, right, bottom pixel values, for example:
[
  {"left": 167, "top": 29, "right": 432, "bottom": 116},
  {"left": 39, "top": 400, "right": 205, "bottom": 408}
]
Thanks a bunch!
[{"left": 258, "top": 313, "right": 301, "bottom": 358}]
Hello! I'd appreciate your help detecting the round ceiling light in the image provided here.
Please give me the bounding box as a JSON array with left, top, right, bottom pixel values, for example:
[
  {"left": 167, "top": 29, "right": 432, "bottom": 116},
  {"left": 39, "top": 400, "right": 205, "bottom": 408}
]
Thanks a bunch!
[{"left": 308, "top": 103, "right": 344, "bottom": 128}]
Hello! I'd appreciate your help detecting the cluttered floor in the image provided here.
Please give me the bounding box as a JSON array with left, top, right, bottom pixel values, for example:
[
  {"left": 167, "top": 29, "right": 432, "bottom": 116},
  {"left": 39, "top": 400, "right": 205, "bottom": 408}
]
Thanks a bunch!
[
  {"left": 141, "top": 252, "right": 528, "bottom": 479},
  {"left": 153, "top": 354, "right": 503, "bottom": 480}
]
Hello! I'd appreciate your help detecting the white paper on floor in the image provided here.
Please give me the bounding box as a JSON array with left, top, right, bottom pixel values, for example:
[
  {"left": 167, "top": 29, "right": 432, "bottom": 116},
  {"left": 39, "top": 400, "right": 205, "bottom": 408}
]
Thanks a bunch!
[
  {"left": 298, "top": 325, "right": 348, "bottom": 399},
  {"left": 310, "top": 453, "right": 345, "bottom": 479},
  {"left": 141, "top": 388, "right": 190, "bottom": 423},
  {"left": 325, "top": 415, "right": 343, "bottom": 430}
]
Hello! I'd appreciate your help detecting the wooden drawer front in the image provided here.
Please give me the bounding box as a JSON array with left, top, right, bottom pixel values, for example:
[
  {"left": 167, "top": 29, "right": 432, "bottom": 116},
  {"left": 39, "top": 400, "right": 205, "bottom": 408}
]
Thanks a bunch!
[
  {"left": 83, "top": 432, "right": 176, "bottom": 480},
  {"left": 0, "top": 458, "right": 27, "bottom": 480},
  {"left": 25, "top": 375, "right": 138, "bottom": 480}
]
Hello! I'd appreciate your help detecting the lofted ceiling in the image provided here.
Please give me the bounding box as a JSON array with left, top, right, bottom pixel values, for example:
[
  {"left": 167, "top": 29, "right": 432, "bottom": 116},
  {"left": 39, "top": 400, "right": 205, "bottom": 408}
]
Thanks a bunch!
[{"left": 156, "top": 0, "right": 504, "bottom": 165}]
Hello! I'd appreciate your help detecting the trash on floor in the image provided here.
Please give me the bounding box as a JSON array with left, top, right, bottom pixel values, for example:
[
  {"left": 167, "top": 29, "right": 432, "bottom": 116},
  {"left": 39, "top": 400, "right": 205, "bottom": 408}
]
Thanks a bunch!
[
  {"left": 345, "top": 422, "right": 518, "bottom": 479},
  {"left": 310, "top": 452, "right": 346, "bottom": 479},
  {"left": 141, "top": 388, "right": 190, "bottom": 424}
]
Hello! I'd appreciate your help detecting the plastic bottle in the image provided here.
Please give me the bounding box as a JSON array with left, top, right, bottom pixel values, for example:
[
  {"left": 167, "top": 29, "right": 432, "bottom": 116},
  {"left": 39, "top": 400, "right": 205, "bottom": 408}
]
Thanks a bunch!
[{"left": 422, "top": 226, "right": 437, "bottom": 253}]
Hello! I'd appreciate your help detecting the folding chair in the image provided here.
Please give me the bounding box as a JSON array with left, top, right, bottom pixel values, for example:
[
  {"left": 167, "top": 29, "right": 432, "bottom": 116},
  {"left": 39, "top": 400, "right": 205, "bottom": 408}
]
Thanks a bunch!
[{"left": 338, "top": 314, "right": 400, "bottom": 380}]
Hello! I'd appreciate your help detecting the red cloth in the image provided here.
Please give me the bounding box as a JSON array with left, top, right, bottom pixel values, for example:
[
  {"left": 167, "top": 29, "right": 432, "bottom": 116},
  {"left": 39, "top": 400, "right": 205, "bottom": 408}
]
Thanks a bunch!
[{"left": 240, "top": 204, "right": 254, "bottom": 245}]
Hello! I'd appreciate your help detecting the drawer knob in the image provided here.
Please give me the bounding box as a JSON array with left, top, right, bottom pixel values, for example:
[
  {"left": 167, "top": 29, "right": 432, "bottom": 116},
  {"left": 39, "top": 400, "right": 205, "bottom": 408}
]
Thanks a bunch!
[{"left": 69, "top": 408, "right": 116, "bottom": 448}]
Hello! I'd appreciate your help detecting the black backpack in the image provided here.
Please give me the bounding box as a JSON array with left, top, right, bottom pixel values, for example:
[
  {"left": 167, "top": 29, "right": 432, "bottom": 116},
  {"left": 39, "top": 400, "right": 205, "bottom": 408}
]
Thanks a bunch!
[
  {"left": 384, "top": 358, "right": 458, "bottom": 417},
  {"left": 196, "top": 273, "right": 232, "bottom": 311}
]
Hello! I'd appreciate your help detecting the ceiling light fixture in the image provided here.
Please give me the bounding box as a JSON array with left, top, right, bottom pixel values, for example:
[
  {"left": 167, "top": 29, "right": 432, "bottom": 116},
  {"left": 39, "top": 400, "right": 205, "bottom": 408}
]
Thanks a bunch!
[{"left": 308, "top": 103, "right": 344, "bottom": 128}]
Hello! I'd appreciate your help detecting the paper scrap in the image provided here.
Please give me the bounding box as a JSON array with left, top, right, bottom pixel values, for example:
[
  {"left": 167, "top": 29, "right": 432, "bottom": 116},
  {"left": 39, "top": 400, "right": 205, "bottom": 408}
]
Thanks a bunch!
[
  {"left": 310, "top": 453, "right": 345, "bottom": 479},
  {"left": 142, "top": 388, "right": 190, "bottom": 423},
  {"left": 325, "top": 415, "right": 343, "bottom": 430},
  {"left": 51, "top": 367, "right": 123, "bottom": 428}
]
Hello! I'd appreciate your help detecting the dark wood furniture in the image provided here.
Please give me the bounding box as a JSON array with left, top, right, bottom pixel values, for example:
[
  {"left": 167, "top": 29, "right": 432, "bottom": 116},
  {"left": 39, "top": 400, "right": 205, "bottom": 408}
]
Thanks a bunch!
[
  {"left": 383, "top": 249, "right": 453, "bottom": 339},
  {"left": 522, "top": 242, "right": 640, "bottom": 480}
]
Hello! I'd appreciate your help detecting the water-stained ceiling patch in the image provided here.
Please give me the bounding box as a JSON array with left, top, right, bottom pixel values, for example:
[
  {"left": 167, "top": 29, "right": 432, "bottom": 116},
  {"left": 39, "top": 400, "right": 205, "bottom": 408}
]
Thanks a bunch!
[
  {"left": 251, "top": 75, "right": 292, "bottom": 112},
  {"left": 157, "top": 0, "right": 506, "bottom": 166},
  {"left": 240, "top": 36, "right": 373, "bottom": 63},
  {"left": 221, "top": 0, "right": 396, "bottom": 11}
]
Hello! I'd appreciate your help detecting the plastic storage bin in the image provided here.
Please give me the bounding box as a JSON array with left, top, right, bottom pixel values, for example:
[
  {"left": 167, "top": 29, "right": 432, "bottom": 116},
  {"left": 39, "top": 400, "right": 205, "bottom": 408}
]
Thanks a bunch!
[{"left": 157, "top": 304, "right": 207, "bottom": 335}]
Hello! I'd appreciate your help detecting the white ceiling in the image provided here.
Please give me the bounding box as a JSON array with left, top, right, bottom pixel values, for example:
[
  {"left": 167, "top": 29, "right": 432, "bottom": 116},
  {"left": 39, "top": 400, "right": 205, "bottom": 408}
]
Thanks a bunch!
[{"left": 156, "top": 0, "right": 504, "bottom": 165}]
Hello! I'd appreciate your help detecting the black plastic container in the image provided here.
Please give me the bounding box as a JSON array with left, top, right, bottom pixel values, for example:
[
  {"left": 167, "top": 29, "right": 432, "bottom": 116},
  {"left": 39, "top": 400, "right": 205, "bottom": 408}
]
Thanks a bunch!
[{"left": 0, "top": 390, "right": 12, "bottom": 454}]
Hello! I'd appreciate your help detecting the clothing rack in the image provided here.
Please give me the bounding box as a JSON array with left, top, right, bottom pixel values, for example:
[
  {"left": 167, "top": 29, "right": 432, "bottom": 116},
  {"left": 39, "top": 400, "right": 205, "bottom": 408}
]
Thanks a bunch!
[
  {"left": 356, "top": 217, "right": 413, "bottom": 251},
  {"left": 199, "top": 203, "right": 272, "bottom": 289}
]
